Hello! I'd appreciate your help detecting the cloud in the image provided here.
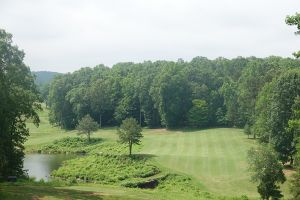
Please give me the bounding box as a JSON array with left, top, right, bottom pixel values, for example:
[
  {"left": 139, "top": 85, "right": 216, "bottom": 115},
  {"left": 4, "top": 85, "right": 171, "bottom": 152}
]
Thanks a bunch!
[{"left": 0, "top": 0, "right": 299, "bottom": 72}]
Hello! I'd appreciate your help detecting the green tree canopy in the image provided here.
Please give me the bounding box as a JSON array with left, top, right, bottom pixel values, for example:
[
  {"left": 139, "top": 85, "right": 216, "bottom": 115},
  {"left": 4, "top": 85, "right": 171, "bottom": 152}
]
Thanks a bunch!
[
  {"left": 248, "top": 146, "right": 286, "bottom": 200},
  {"left": 286, "top": 13, "right": 300, "bottom": 58},
  {"left": 117, "top": 118, "right": 143, "bottom": 156},
  {"left": 76, "top": 114, "right": 99, "bottom": 143},
  {"left": 187, "top": 99, "right": 209, "bottom": 128},
  {"left": 0, "top": 29, "right": 41, "bottom": 177}
]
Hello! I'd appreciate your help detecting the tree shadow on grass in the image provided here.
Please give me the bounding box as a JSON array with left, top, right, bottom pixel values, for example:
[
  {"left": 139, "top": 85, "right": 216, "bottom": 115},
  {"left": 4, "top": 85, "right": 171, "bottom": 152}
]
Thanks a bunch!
[
  {"left": 167, "top": 126, "right": 232, "bottom": 133},
  {"left": 0, "top": 184, "right": 104, "bottom": 200},
  {"left": 117, "top": 153, "right": 157, "bottom": 161}
]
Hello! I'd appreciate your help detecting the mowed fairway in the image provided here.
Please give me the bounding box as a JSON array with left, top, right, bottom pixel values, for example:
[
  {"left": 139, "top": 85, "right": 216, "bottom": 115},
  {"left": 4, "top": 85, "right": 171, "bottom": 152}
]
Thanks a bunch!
[
  {"left": 25, "top": 109, "right": 291, "bottom": 198},
  {"left": 141, "top": 128, "right": 259, "bottom": 197}
]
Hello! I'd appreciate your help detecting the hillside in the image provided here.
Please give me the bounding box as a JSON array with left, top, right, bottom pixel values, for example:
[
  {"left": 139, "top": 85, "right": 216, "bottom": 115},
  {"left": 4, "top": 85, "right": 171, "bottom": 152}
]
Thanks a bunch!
[{"left": 32, "top": 71, "right": 61, "bottom": 86}]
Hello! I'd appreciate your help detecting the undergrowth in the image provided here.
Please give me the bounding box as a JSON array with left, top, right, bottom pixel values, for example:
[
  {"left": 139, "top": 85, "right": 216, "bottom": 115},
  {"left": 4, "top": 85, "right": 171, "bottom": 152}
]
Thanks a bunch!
[
  {"left": 51, "top": 154, "right": 160, "bottom": 185},
  {"left": 31, "top": 137, "right": 129, "bottom": 154}
]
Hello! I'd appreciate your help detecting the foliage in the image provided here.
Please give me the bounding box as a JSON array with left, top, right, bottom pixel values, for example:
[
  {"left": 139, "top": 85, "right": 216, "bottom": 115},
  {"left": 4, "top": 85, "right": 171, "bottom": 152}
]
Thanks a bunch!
[
  {"left": 46, "top": 56, "right": 300, "bottom": 131},
  {"left": 151, "top": 62, "right": 192, "bottom": 128},
  {"left": 32, "top": 71, "right": 61, "bottom": 104},
  {"left": 237, "top": 58, "right": 282, "bottom": 136},
  {"left": 117, "top": 118, "right": 143, "bottom": 155},
  {"left": 220, "top": 79, "right": 241, "bottom": 126},
  {"left": 0, "top": 29, "right": 41, "bottom": 177},
  {"left": 89, "top": 79, "right": 113, "bottom": 127},
  {"left": 51, "top": 154, "right": 160, "bottom": 184},
  {"left": 76, "top": 115, "right": 99, "bottom": 143},
  {"left": 288, "top": 96, "right": 300, "bottom": 199},
  {"left": 290, "top": 166, "right": 300, "bottom": 200},
  {"left": 254, "top": 70, "right": 300, "bottom": 164},
  {"left": 286, "top": 13, "right": 300, "bottom": 58},
  {"left": 187, "top": 99, "right": 209, "bottom": 128},
  {"left": 247, "top": 146, "right": 286, "bottom": 200},
  {"left": 244, "top": 124, "right": 251, "bottom": 139},
  {"left": 38, "top": 137, "right": 103, "bottom": 154}
]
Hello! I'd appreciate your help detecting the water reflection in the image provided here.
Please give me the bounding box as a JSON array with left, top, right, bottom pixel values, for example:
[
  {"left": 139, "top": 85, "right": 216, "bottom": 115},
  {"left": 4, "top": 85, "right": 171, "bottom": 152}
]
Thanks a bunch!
[{"left": 23, "top": 154, "right": 75, "bottom": 181}]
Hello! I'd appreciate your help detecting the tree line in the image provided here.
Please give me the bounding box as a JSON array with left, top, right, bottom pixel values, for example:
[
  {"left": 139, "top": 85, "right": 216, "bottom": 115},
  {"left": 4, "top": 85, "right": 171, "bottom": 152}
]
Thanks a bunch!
[
  {"left": 48, "top": 57, "right": 300, "bottom": 149},
  {"left": 46, "top": 49, "right": 300, "bottom": 200}
]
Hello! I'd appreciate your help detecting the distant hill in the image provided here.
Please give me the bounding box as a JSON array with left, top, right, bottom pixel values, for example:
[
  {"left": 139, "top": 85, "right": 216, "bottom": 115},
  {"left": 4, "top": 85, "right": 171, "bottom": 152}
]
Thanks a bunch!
[{"left": 32, "top": 71, "right": 61, "bottom": 86}]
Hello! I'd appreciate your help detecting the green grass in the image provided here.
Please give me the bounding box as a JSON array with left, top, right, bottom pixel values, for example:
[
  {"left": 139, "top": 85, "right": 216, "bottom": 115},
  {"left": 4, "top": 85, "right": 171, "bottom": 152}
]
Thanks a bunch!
[
  {"left": 0, "top": 181, "right": 161, "bottom": 200},
  {"left": 141, "top": 128, "right": 258, "bottom": 197},
  {"left": 23, "top": 108, "right": 292, "bottom": 199},
  {"left": 25, "top": 108, "right": 117, "bottom": 152}
]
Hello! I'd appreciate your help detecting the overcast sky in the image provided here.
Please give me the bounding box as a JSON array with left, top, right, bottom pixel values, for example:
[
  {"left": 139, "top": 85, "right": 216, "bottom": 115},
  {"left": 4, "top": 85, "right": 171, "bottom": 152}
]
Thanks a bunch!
[{"left": 0, "top": 0, "right": 299, "bottom": 72}]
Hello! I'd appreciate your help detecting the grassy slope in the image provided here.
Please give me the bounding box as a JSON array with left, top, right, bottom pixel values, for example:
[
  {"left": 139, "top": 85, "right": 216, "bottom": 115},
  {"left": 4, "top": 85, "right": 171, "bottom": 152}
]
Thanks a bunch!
[
  {"left": 23, "top": 108, "right": 291, "bottom": 199},
  {"left": 141, "top": 128, "right": 257, "bottom": 197}
]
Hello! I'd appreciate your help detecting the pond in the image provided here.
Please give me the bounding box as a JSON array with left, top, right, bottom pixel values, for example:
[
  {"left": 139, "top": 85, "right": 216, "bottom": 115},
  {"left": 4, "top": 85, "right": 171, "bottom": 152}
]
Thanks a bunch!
[{"left": 23, "top": 154, "right": 75, "bottom": 181}]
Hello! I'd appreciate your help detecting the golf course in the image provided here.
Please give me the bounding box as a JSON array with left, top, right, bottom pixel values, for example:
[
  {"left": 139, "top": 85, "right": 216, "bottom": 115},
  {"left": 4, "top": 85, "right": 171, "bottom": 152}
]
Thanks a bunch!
[
  {"left": 1, "top": 4, "right": 300, "bottom": 199},
  {"left": 0, "top": 108, "right": 285, "bottom": 199}
]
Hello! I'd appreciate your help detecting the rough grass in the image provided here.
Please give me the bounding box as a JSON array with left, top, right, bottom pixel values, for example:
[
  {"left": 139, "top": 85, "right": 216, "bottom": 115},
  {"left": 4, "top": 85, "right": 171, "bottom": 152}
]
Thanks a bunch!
[
  {"left": 51, "top": 154, "right": 160, "bottom": 185},
  {"left": 33, "top": 137, "right": 130, "bottom": 155}
]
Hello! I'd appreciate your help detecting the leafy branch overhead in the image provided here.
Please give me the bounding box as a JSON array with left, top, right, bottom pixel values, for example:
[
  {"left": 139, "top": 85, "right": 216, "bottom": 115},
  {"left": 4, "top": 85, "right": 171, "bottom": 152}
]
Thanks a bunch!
[{"left": 286, "top": 13, "right": 300, "bottom": 58}]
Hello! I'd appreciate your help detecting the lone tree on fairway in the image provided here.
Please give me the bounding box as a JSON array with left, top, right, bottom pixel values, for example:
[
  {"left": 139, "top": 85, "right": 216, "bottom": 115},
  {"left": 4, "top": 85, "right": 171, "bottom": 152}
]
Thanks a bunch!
[
  {"left": 248, "top": 146, "right": 286, "bottom": 200},
  {"left": 76, "top": 115, "right": 98, "bottom": 143},
  {"left": 117, "top": 118, "right": 143, "bottom": 156}
]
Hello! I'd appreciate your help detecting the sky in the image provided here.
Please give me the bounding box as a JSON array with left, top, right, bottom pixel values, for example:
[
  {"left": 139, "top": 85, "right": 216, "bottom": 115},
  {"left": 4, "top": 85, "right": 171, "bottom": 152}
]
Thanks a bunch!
[{"left": 0, "top": 0, "right": 299, "bottom": 73}]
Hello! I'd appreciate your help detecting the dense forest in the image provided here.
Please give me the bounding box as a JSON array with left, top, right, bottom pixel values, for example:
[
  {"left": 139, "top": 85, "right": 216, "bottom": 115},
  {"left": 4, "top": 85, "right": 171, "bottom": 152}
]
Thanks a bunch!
[{"left": 46, "top": 56, "right": 300, "bottom": 163}]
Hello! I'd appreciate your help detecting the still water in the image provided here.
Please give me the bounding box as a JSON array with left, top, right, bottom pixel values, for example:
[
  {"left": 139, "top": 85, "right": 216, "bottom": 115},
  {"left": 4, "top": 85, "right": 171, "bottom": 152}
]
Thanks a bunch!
[{"left": 23, "top": 154, "right": 75, "bottom": 181}]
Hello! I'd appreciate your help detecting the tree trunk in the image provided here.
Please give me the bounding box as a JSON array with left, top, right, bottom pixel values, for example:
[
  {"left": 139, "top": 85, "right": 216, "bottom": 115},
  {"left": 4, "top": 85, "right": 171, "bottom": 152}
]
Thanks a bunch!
[
  {"left": 129, "top": 141, "right": 132, "bottom": 156},
  {"left": 99, "top": 114, "right": 102, "bottom": 128},
  {"left": 139, "top": 100, "right": 142, "bottom": 126},
  {"left": 253, "top": 132, "right": 256, "bottom": 139},
  {"left": 291, "top": 155, "right": 294, "bottom": 165},
  {"left": 87, "top": 132, "right": 90, "bottom": 143}
]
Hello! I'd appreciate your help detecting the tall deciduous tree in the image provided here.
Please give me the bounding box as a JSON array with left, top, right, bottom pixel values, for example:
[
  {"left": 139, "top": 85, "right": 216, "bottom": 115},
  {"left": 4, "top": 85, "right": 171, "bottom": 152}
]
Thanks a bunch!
[
  {"left": 238, "top": 58, "right": 281, "bottom": 137},
  {"left": 150, "top": 62, "right": 192, "bottom": 128},
  {"left": 0, "top": 29, "right": 41, "bottom": 177},
  {"left": 248, "top": 146, "right": 286, "bottom": 200},
  {"left": 187, "top": 99, "right": 208, "bottom": 128},
  {"left": 254, "top": 70, "right": 300, "bottom": 164},
  {"left": 76, "top": 114, "right": 98, "bottom": 143},
  {"left": 89, "top": 79, "right": 113, "bottom": 127},
  {"left": 288, "top": 96, "right": 300, "bottom": 199},
  {"left": 117, "top": 118, "right": 143, "bottom": 156}
]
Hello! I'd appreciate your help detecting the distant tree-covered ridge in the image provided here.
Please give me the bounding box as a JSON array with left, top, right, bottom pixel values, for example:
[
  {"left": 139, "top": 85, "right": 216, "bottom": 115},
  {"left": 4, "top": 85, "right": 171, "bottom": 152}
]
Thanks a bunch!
[
  {"left": 32, "top": 71, "right": 61, "bottom": 86},
  {"left": 32, "top": 71, "right": 61, "bottom": 104}
]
